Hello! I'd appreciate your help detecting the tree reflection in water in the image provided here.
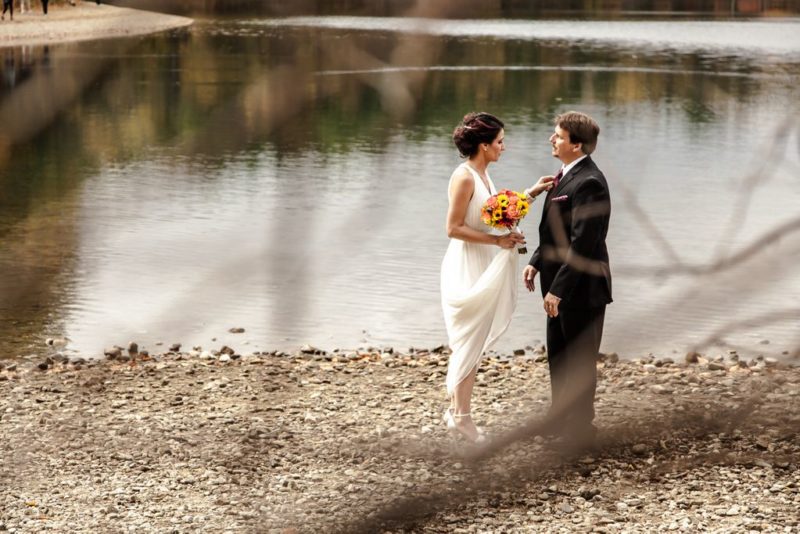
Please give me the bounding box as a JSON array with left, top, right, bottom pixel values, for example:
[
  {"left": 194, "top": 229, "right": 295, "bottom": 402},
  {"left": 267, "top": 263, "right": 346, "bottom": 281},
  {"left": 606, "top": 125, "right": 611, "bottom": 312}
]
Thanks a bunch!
[{"left": 0, "top": 1, "right": 798, "bottom": 358}]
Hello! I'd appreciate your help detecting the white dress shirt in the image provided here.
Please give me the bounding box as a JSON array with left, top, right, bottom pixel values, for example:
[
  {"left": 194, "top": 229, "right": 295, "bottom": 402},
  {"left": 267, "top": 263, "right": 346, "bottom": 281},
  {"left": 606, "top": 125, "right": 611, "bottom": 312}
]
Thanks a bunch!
[{"left": 559, "top": 154, "right": 588, "bottom": 180}]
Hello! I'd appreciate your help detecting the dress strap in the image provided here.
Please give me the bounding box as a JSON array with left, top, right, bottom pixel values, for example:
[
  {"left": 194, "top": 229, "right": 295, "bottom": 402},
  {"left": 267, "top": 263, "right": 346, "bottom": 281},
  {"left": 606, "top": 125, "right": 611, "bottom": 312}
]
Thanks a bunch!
[{"left": 462, "top": 163, "right": 493, "bottom": 195}]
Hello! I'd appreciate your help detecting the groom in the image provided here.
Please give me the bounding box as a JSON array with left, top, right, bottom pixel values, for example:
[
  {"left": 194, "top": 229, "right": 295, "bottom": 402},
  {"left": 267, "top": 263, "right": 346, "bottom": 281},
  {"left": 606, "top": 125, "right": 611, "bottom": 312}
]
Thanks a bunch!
[{"left": 523, "top": 111, "right": 612, "bottom": 445}]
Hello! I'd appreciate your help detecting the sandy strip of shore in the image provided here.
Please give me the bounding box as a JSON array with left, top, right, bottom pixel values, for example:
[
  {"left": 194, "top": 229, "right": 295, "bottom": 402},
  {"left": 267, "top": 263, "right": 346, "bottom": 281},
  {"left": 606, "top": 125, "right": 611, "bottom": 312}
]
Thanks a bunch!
[{"left": 0, "top": 3, "right": 192, "bottom": 47}]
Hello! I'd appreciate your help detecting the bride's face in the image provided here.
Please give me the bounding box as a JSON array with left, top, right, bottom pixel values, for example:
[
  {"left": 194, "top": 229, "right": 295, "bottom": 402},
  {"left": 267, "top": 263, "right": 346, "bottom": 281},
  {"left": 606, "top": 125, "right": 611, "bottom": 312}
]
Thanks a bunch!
[{"left": 483, "top": 129, "right": 505, "bottom": 162}]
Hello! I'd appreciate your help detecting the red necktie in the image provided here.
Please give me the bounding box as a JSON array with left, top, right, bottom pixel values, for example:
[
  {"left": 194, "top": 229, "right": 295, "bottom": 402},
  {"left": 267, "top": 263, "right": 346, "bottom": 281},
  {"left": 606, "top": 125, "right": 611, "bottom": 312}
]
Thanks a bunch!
[{"left": 553, "top": 168, "right": 564, "bottom": 189}]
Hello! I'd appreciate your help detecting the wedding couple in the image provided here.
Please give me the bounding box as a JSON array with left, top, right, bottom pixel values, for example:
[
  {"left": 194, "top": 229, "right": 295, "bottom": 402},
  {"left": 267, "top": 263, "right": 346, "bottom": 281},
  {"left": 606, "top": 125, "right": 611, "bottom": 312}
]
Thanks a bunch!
[{"left": 441, "top": 111, "right": 612, "bottom": 446}]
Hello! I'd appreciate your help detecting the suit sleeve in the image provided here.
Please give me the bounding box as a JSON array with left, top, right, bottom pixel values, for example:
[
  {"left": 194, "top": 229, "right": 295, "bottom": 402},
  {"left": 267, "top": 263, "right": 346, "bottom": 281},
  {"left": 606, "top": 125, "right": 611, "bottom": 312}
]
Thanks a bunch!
[
  {"left": 528, "top": 245, "right": 541, "bottom": 270},
  {"left": 548, "top": 177, "right": 609, "bottom": 301}
]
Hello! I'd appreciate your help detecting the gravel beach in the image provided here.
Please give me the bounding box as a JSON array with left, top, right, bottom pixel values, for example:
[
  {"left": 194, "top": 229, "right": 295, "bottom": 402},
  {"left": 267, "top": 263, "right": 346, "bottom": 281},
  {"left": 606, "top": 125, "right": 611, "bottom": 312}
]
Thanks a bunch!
[
  {"left": 1, "top": 345, "right": 798, "bottom": 533},
  {"left": 0, "top": 3, "right": 192, "bottom": 47}
]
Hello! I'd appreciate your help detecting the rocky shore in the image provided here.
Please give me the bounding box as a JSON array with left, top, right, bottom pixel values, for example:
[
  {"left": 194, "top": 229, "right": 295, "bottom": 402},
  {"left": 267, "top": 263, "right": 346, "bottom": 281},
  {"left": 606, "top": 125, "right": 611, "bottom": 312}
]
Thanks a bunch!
[{"left": 1, "top": 344, "right": 798, "bottom": 533}]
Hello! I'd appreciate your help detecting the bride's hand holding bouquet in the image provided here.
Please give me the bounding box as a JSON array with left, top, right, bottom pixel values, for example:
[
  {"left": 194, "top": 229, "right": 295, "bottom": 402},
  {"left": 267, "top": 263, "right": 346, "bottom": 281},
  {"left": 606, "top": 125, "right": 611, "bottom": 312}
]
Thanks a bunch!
[
  {"left": 481, "top": 189, "right": 530, "bottom": 253},
  {"left": 481, "top": 176, "right": 554, "bottom": 253}
]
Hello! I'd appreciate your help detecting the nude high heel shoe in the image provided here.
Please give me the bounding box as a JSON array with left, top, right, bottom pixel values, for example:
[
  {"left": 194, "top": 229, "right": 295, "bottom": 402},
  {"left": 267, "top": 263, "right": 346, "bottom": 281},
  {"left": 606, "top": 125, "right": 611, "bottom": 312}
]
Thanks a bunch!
[
  {"left": 443, "top": 408, "right": 487, "bottom": 444},
  {"left": 443, "top": 407, "right": 457, "bottom": 434}
]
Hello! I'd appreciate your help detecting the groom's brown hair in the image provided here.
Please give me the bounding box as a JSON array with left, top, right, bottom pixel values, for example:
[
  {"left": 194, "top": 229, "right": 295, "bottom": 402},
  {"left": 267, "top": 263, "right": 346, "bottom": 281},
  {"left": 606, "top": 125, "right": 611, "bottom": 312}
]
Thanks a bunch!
[{"left": 555, "top": 112, "right": 600, "bottom": 155}]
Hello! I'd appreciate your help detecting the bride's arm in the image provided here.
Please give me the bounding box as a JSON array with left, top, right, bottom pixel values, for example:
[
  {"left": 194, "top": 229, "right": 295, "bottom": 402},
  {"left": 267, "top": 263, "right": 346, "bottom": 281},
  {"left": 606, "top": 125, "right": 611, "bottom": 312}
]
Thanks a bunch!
[
  {"left": 524, "top": 175, "right": 555, "bottom": 199},
  {"left": 446, "top": 169, "right": 524, "bottom": 249}
]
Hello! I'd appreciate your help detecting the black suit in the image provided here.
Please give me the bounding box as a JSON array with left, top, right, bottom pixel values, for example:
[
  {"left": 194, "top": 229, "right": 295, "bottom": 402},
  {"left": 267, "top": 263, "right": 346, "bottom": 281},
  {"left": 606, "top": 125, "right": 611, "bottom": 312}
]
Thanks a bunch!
[{"left": 529, "top": 155, "right": 612, "bottom": 431}]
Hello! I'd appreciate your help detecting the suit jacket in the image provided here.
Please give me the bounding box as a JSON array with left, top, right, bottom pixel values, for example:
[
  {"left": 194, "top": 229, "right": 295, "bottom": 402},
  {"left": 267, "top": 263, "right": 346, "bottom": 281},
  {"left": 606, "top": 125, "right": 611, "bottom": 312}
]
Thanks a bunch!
[{"left": 529, "top": 156, "right": 612, "bottom": 308}]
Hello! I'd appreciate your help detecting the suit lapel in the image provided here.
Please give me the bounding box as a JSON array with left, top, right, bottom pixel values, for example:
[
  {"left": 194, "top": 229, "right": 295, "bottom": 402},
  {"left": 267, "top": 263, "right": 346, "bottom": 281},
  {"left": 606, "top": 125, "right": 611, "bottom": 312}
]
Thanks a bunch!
[
  {"left": 540, "top": 157, "right": 593, "bottom": 231},
  {"left": 551, "top": 156, "right": 591, "bottom": 198}
]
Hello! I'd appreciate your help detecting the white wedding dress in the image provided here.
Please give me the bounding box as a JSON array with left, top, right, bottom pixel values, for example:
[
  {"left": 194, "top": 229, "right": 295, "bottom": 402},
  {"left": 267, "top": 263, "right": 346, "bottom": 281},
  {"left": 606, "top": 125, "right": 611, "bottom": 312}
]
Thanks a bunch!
[{"left": 441, "top": 163, "right": 519, "bottom": 396}]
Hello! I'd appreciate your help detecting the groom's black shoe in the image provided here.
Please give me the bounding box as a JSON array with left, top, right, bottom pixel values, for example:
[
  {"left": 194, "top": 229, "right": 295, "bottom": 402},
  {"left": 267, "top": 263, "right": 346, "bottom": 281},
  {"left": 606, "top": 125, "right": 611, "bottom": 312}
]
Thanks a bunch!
[
  {"left": 544, "top": 423, "right": 597, "bottom": 453},
  {"left": 568, "top": 423, "right": 598, "bottom": 447}
]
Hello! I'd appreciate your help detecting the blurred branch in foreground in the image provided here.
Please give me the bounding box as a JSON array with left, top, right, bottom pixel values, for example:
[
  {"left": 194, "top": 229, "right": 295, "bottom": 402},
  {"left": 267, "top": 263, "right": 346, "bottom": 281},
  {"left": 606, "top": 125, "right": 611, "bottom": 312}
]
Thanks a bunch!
[{"left": 330, "top": 389, "right": 794, "bottom": 533}]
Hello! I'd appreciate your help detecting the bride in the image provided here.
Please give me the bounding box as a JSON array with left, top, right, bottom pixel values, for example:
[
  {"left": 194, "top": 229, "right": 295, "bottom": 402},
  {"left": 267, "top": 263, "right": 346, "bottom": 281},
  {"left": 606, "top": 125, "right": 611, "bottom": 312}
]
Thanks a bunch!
[{"left": 441, "top": 112, "right": 553, "bottom": 443}]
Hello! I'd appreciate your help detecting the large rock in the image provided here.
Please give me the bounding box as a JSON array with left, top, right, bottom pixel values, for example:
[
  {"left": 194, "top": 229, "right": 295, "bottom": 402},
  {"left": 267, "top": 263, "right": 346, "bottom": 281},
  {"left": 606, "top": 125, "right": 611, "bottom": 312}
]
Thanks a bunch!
[{"left": 300, "top": 344, "right": 324, "bottom": 355}]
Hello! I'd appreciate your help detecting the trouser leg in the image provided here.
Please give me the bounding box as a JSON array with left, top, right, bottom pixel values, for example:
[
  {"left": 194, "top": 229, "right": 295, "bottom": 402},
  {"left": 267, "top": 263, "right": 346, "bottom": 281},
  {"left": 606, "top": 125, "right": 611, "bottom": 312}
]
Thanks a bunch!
[
  {"left": 547, "top": 305, "right": 605, "bottom": 429},
  {"left": 546, "top": 313, "right": 566, "bottom": 416}
]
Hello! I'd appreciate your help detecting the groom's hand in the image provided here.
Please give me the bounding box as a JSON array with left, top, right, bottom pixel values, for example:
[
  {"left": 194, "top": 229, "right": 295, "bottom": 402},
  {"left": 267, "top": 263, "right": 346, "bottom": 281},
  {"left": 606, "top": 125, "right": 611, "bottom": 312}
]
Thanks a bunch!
[
  {"left": 523, "top": 265, "right": 537, "bottom": 292},
  {"left": 544, "top": 292, "right": 561, "bottom": 317}
]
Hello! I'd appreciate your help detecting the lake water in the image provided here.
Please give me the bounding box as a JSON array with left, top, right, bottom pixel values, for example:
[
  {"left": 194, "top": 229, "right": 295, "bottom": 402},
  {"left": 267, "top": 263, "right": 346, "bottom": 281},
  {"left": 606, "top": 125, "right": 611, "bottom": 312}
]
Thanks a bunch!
[{"left": 1, "top": 16, "right": 799, "bottom": 360}]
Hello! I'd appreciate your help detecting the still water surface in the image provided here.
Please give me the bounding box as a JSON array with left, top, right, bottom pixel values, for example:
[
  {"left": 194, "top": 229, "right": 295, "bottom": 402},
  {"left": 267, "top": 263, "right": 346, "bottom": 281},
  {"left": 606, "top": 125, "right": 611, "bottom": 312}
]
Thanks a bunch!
[{"left": 1, "top": 16, "right": 798, "bottom": 359}]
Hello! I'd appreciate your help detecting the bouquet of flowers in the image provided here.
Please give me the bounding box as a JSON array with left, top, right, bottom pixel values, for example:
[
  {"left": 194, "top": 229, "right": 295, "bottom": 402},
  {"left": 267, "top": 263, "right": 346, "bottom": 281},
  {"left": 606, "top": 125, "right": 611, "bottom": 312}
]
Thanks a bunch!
[{"left": 481, "top": 189, "right": 530, "bottom": 254}]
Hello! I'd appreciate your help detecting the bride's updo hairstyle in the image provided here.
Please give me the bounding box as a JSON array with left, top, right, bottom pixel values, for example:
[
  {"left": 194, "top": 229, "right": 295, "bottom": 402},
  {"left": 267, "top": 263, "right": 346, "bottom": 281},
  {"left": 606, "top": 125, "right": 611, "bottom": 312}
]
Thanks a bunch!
[{"left": 452, "top": 112, "right": 504, "bottom": 158}]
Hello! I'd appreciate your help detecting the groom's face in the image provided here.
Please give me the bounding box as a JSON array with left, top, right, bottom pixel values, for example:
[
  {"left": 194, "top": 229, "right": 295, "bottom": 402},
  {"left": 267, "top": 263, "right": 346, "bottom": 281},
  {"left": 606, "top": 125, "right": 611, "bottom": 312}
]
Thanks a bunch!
[{"left": 550, "top": 126, "right": 581, "bottom": 164}]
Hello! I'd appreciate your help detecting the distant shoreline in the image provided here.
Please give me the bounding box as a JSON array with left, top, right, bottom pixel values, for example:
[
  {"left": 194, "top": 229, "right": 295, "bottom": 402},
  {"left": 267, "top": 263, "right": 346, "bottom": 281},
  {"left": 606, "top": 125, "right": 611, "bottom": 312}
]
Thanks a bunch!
[{"left": 0, "top": 3, "right": 192, "bottom": 48}]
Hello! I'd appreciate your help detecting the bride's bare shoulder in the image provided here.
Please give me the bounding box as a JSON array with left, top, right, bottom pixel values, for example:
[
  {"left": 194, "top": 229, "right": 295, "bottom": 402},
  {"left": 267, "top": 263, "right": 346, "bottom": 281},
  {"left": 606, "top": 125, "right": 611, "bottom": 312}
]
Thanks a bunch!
[
  {"left": 448, "top": 165, "right": 474, "bottom": 199},
  {"left": 450, "top": 164, "right": 472, "bottom": 183}
]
